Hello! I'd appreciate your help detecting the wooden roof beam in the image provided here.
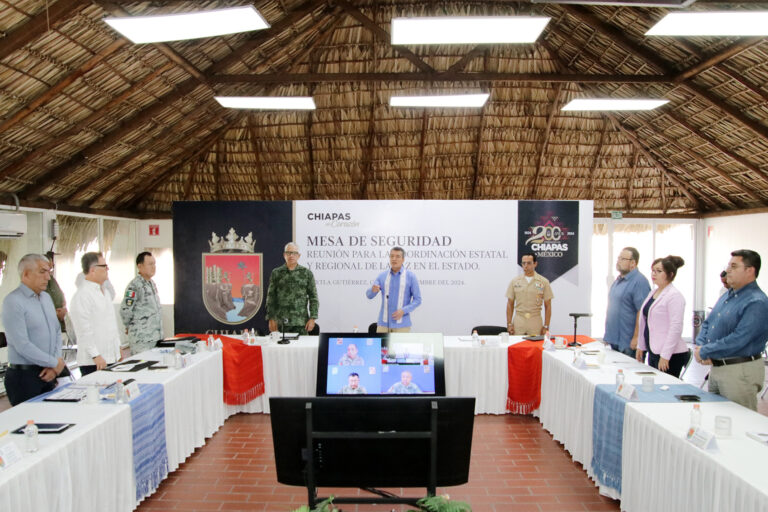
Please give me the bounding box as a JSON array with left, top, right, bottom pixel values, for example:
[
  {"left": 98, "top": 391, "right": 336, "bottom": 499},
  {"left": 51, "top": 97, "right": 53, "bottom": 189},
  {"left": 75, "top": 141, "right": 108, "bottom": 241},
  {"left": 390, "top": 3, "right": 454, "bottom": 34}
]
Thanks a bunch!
[
  {"left": 673, "top": 37, "right": 764, "bottom": 83},
  {"left": 0, "top": 39, "right": 128, "bottom": 135},
  {"left": 335, "top": 0, "right": 434, "bottom": 73},
  {"left": 562, "top": 5, "right": 768, "bottom": 146},
  {"left": 447, "top": 46, "right": 486, "bottom": 73},
  {"left": 607, "top": 115, "right": 717, "bottom": 211},
  {"left": 96, "top": 1, "right": 208, "bottom": 84},
  {"left": 0, "top": 63, "right": 174, "bottom": 181},
  {"left": 76, "top": 108, "right": 232, "bottom": 207},
  {"left": 546, "top": 26, "right": 768, "bottom": 191},
  {"left": 0, "top": 0, "right": 91, "bottom": 61},
  {"left": 18, "top": 0, "right": 329, "bottom": 199},
  {"left": 211, "top": 72, "right": 672, "bottom": 84},
  {"left": 417, "top": 110, "right": 429, "bottom": 199},
  {"left": 119, "top": 121, "right": 238, "bottom": 210},
  {"left": 531, "top": 84, "right": 563, "bottom": 198},
  {"left": 628, "top": 116, "right": 762, "bottom": 205}
]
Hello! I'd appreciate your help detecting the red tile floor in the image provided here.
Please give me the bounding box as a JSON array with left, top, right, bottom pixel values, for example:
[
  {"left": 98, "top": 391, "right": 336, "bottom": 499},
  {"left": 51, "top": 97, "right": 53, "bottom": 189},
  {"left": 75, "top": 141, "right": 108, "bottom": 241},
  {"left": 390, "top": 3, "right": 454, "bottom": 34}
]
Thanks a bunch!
[{"left": 136, "top": 413, "right": 619, "bottom": 512}]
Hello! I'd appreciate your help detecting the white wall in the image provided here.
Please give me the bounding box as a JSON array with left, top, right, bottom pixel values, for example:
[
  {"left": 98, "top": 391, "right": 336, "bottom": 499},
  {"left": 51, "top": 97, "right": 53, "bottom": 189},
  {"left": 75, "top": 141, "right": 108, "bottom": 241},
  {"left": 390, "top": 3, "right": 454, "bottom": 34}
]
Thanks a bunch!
[
  {"left": 702, "top": 213, "right": 768, "bottom": 309},
  {"left": 137, "top": 219, "right": 174, "bottom": 336}
]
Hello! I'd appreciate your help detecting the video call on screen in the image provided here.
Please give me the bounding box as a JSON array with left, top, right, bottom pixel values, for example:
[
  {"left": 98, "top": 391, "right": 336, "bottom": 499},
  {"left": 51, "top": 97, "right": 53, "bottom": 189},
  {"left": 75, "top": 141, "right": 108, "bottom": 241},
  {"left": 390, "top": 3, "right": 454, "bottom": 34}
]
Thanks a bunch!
[{"left": 326, "top": 337, "right": 436, "bottom": 395}]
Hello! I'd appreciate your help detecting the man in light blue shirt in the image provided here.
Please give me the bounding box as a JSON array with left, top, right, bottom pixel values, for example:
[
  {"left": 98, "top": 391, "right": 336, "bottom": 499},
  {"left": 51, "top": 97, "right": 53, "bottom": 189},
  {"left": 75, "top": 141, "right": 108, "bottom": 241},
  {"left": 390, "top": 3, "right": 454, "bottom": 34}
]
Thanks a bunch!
[
  {"left": 604, "top": 247, "right": 650, "bottom": 357},
  {"left": 695, "top": 249, "right": 768, "bottom": 410},
  {"left": 2, "top": 254, "right": 66, "bottom": 406},
  {"left": 366, "top": 247, "right": 422, "bottom": 333}
]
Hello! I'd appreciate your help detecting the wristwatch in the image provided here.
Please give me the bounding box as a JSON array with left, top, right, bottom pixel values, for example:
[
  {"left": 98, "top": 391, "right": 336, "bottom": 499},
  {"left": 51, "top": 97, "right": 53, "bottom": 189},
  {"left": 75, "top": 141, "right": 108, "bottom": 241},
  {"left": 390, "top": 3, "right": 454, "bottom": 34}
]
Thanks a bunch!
[{"left": 543, "top": 325, "right": 549, "bottom": 329}]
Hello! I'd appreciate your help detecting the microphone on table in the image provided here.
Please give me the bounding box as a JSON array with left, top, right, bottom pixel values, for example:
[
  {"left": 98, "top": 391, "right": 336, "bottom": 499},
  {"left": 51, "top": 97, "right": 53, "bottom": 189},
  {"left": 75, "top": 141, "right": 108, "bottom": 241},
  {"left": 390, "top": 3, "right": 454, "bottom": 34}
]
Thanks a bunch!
[
  {"left": 568, "top": 313, "right": 592, "bottom": 346},
  {"left": 278, "top": 317, "right": 290, "bottom": 344}
]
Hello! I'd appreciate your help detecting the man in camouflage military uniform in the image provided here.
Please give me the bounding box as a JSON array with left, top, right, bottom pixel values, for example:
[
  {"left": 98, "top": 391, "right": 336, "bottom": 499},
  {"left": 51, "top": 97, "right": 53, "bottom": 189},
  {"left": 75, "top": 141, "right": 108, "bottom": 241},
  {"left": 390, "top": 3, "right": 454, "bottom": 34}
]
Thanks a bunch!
[
  {"left": 120, "top": 251, "right": 163, "bottom": 354},
  {"left": 506, "top": 253, "right": 554, "bottom": 336},
  {"left": 266, "top": 242, "right": 319, "bottom": 335}
]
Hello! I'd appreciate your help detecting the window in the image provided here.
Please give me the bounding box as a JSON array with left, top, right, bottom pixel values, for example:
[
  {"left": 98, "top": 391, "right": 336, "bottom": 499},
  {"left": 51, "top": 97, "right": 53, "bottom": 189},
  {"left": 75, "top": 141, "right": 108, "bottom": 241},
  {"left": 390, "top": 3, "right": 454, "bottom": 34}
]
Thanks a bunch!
[{"left": 591, "top": 220, "right": 697, "bottom": 340}]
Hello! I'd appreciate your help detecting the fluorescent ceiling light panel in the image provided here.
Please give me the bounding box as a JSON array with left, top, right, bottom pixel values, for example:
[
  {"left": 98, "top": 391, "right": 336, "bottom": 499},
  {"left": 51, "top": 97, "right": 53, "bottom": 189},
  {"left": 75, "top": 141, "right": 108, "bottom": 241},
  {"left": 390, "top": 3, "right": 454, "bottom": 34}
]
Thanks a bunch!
[
  {"left": 390, "top": 94, "right": 490, "bottom": 108},
  {"left": 104, "top": 6, "right": 270, "bottom": 44},
  {"left": 391, "top": 16, "right": 550, "bottom": 44},
  {"left": 646, "top": 12, "right": 768, "bottom": 36},
  {"left": 561, "top": 98, "right": 669, "bottom": 111},
  {"left": 214, "top": 96, "right": 316, "bottom": 110}
]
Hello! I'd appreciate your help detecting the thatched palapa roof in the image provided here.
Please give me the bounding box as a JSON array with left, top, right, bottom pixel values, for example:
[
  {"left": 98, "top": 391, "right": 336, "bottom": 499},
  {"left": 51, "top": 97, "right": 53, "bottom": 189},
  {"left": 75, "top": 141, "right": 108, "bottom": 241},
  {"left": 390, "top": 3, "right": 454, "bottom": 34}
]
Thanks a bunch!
[{"left": 1, "top": 0, "right": 767, "bottom": 217}]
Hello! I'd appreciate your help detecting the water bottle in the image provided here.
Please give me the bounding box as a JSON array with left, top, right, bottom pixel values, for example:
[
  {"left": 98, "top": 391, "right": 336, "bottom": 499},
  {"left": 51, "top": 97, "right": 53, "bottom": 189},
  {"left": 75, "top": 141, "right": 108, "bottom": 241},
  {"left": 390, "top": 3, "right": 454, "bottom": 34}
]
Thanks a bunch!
[
  {"left": 544, "top": 330, "right": 551, "bottom": 344},
  {"left": 472, "top": 330, "right": 480, "bottom": 346},
  {"left": 115, "top": 379, "right": 126, "bottom": 403},
  {"left": 615, "top": 369, "right": 625, "bottom": 390},
  {"left": 24, "top": 420, "right": 39, "bottom": 453},
  {"left": 690, "top": 404, "right": 702, "bottom": 429},
  {"left": 352, "top": 325, "right": 359, "bottom": 333}
]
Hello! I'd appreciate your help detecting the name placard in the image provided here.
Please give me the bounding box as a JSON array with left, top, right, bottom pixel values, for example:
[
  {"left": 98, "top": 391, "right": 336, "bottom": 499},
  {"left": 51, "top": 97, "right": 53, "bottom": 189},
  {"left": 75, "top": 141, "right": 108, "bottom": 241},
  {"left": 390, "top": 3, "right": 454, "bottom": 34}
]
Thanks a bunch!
[
  {"left": 616, "top": 382, "right": 638, "bottom": 400},
  {"left": 687, "top": 427, "right": 718, "bottom": 451},
  {"left": 0, "top": 442, "right": 24, "bottom": 469},
  {"left": 124, "top": 381, "right": 142, "bottom": 400}
]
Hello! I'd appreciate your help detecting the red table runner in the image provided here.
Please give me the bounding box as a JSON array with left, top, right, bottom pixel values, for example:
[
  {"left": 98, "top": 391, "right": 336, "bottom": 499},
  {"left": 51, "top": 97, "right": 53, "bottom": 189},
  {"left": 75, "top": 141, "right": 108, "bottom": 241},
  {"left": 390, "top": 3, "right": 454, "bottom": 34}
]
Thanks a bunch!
[
  {"left": 506, "top": 334, "right": 595, "bottom": 414},
  {"left": 177, "top": 333, "right": 264, "bottom": 405}
]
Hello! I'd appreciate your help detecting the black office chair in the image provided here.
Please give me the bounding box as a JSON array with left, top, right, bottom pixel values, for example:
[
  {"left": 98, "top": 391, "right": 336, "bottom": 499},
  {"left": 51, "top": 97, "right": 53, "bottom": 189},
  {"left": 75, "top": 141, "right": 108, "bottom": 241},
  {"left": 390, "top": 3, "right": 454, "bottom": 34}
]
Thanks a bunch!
[
  {"left": 471, "top": 325, "right": 507, "bottom": 335},
  {"left": 368, "top": 322, "right": 378, "bottom": 334},
  {"left": 308, "top": 323, "right": 320, "bottom": 336}
]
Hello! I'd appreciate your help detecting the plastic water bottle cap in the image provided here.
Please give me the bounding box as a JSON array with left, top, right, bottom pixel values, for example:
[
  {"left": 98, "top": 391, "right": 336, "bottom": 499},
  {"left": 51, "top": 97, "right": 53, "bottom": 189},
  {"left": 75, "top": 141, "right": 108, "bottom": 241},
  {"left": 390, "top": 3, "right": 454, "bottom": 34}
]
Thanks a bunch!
[{"left": 27, "top": 419, "right": 34, "bottom": 425}]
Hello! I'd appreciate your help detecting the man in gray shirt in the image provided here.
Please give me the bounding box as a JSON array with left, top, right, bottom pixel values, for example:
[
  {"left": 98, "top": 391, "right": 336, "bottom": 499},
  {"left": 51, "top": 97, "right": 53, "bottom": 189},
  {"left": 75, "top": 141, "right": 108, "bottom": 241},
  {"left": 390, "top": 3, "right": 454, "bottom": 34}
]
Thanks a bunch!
[{"left": 2, "top": 254, "right": 66, "bottom": 405}]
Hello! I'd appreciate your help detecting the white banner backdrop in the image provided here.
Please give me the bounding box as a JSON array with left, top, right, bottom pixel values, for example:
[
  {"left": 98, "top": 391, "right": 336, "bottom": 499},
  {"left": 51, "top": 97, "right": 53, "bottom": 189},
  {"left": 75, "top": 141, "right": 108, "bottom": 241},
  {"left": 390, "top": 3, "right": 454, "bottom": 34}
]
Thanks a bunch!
[{"left": 294, "top": 200, "right": 593, "bottom": 336}]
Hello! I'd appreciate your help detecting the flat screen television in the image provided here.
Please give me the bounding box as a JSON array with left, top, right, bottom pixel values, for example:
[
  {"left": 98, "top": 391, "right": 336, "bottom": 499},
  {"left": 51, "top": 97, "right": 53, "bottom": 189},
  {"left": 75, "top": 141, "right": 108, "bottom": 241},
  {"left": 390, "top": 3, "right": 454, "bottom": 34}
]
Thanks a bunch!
[
  {"left": 269, "top": 396, "right": 475, "bottom": 488},
  {"left": 315, "top": 332, "right": 445, "bottom": 397}
]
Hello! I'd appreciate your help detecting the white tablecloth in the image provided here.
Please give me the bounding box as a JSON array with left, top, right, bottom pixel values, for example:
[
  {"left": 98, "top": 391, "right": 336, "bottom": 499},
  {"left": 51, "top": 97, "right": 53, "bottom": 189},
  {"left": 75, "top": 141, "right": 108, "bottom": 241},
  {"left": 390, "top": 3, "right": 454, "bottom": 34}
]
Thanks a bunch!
[
  {"left": 0, "top": 401, "right": 134, "bottom": 512},
  {"left": 444, "top": 336, "right": 519, "bottom": 414},
  {"left": 226, "top": 334, "right": 525, "bottom": 415},
  {"left": 538, "top": 345, "right": 681, "bottom": 497},
  {"left": 226, "top": 336, "right": 319, "bottom": 415},
  {"left": 80, "top": 349, "right": 226, "bottom": 471},
  {"left": 622, "top": 401, "right": 768, "bottom": 512}
]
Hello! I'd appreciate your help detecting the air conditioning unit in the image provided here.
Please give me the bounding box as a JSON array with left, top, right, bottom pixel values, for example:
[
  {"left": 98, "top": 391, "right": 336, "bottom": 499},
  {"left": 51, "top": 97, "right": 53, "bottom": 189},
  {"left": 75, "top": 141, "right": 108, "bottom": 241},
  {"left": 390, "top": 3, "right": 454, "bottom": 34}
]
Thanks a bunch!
[{"left": 0, "top": 211, "right": 27, "bottom": 238}]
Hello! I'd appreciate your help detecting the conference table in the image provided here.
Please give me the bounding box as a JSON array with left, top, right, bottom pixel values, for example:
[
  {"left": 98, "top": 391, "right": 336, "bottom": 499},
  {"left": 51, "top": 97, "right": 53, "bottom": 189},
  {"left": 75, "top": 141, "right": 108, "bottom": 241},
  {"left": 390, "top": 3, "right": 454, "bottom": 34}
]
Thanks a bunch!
[
  {"left": 538, "top": 345, "right": 768, "bottom": 512},
  {"left": 225, "top": 334, "right": 513, "bottom": 415},
  {"left": 3, "top": 334, "right": 767, "bottom": 512},
  {"left": 0, "top": 348, "right": 225, "bottom": 512}
]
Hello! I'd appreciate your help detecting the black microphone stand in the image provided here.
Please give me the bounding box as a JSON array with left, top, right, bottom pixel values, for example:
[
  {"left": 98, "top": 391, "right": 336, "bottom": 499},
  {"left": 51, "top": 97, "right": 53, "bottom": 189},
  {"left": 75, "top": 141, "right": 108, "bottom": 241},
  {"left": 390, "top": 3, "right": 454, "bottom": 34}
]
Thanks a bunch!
[
  {"left": 278, "top": 317, "right": 290, "bottom": 344},
  {"left": 569, "top": 313, "right": 592, "bottom": 346}
]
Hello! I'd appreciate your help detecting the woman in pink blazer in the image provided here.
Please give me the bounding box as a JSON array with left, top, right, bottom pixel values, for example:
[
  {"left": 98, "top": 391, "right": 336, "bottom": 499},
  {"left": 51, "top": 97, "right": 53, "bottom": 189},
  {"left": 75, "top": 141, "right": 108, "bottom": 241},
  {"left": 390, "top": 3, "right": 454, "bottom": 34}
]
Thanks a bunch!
[{"left": 634, "top": 255, "right": 691, "bottom": 377}]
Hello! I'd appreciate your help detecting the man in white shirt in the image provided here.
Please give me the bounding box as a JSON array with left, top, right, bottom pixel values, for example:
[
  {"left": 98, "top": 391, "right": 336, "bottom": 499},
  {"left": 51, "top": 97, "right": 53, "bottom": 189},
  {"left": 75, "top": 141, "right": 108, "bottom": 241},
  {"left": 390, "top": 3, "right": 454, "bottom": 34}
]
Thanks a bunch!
[{"left": 70, "top": 252, "right": 122, "bottom": 376}]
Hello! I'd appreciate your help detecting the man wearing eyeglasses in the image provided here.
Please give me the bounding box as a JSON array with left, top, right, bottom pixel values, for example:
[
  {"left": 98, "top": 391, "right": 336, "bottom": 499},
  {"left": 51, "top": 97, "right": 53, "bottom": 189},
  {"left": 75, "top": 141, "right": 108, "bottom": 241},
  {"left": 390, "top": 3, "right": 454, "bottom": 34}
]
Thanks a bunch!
[
  {"left": 695, "top": 249, "right": 768, "bottom": 410},
  {"left": 605, "top": 247, "right": 651, "bottom": 357},
  {"left": 266, "top": 242, "right": 319, "bottom": 335},
  {"left": 2, "top": 254, "right": 67, "bottom": 405},
  {"left": 70, "top": 252, "right": 122, "bottom": 375}
]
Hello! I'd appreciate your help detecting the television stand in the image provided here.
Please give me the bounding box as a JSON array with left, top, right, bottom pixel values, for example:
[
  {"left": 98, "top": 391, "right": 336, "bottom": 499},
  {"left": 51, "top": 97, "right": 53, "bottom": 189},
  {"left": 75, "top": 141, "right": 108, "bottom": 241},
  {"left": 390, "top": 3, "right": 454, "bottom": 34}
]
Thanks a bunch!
[{"left": 303, "top": 401, "right": 439, "bottom": 508}]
